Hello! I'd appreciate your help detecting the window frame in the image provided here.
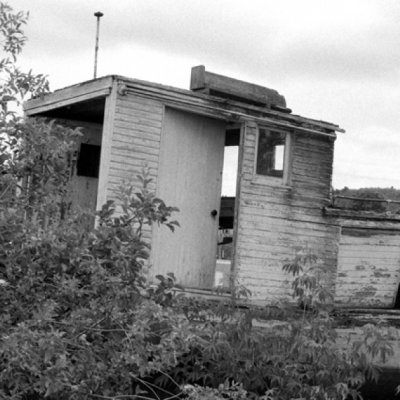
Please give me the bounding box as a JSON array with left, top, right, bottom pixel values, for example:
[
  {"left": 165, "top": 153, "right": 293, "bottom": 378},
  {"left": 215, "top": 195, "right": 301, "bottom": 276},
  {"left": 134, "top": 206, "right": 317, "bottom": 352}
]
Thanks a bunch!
[{"left": 253, "top": 125, "right": 292, "bottom": 187}]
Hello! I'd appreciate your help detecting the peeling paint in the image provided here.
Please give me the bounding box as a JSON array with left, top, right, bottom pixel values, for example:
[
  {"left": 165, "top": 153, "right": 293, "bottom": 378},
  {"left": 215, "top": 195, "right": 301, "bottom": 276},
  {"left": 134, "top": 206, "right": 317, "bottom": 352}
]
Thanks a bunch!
[
  {"left": 373, "top": 271, "right": 391, "bottom": 278},
  {"left": 354, "top": 285, "right": 377, "bottom": 298},
  {"left": 342, "top": 228, "right": 400, "bottom": 237}
]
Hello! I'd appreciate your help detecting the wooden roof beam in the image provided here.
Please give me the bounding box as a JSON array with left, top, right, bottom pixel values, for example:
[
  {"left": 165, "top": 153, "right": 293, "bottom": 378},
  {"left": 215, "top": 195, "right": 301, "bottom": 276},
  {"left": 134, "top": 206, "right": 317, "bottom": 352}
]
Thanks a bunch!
[
  {"left": 24, "top": 76, "right": 113, "bottom": 115},
  {"left": 190, "top": 65, "right": 289, "bottom": 112}
]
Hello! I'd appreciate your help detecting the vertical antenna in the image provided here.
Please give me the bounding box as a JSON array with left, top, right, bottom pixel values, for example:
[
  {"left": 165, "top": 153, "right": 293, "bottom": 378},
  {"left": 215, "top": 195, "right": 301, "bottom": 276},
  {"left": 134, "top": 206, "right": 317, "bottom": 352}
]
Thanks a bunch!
[{"left": 93, "top": 11, "right": 104, "bottom": 79}]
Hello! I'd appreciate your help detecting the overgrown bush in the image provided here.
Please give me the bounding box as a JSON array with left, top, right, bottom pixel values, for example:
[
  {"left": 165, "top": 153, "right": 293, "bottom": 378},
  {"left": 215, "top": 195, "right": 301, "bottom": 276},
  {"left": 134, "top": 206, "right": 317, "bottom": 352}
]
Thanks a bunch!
[
  {"left": 165, "top": 248, "right": 395, "bottom": 400},
  {"left": 0, "top": 165, "right": 188, "bottom": 399},
  {"left": 1, "top": 4, "right": 188, "bottom": 398}
]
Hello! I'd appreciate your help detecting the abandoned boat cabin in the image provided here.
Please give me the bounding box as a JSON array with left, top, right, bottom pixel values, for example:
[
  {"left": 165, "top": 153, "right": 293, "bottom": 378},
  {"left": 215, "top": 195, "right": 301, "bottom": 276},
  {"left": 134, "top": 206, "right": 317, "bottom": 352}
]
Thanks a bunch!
[{"left": 24, "top": 66, "right": 400, "bottom": 309}]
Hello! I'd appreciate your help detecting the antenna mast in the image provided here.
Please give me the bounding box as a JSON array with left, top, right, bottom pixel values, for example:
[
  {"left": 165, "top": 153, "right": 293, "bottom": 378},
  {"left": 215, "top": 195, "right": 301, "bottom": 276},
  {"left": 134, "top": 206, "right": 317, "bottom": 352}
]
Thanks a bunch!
[{"left": 93, "top": 11, "right": 104, "bottom": 79}]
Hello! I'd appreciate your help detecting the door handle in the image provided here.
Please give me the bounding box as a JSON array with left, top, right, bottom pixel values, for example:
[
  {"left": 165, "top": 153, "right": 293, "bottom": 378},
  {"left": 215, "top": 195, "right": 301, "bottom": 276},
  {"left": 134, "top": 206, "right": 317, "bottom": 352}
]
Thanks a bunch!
[{"left": 211, "top": 209, "right": 218, "bottom": 217}]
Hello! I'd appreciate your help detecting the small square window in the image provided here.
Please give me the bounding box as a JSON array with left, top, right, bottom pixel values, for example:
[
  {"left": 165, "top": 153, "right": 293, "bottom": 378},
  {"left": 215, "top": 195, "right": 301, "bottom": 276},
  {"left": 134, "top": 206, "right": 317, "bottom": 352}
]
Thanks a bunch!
[{"left": 256, "top": 129, "right": 286, "bottom": 177}]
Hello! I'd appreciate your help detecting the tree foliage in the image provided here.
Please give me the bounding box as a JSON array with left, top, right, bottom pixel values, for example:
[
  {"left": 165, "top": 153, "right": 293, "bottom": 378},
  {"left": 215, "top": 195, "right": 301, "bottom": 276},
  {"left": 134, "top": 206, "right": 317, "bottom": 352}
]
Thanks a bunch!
[
  {"left": 333, "top": 188, "right": 389, "bottom": 213},
  {"left": 0, "top": 3, "right": 186, "bottom": 398},
  {"left": 0, "top": 179, "right": 186, "bottom": 399},
  {"left": 0, "top": 2, "right": 48, "bottom": 117},
  {"left": 167, "top": 252, "right": 395, "bottom": 400}
]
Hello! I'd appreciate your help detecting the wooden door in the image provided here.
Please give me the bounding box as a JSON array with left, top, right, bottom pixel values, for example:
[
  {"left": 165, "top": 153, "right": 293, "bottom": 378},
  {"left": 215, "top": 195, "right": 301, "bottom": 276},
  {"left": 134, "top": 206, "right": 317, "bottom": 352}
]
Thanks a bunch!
[{"left": 151, "top": 108, "right": 226, "bottom": 288}]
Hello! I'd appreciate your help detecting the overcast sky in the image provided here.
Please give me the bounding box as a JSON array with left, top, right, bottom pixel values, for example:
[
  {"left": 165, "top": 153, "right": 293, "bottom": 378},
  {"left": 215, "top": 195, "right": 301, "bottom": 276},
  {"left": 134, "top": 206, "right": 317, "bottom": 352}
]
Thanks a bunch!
[{"left": 11, "top": 0, "right": 400, "bottom": 193}]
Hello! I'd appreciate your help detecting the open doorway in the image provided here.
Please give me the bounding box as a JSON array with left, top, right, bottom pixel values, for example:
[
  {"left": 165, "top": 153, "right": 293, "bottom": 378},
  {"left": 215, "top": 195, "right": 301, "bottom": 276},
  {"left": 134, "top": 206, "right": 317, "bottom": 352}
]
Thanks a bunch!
[
  {"left": 215, "top": 126, "right": 240, "bottom": 289},
  {"left": 29, "top": 97, "right": 106, "bottom": 215}
]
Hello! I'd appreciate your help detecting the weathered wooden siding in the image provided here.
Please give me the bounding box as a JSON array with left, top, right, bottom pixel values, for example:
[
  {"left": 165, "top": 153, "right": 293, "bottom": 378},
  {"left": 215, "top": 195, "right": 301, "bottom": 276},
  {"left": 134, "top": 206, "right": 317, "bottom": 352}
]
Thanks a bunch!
[
  {"left": 335, "top": 227, "right": 400, "bottom": 308},
  {"left": 235, "top": 121, "right": 340, "bottom": 301},
  {"left": 105, "top": 90, "right": 164, "bottom": 240}
]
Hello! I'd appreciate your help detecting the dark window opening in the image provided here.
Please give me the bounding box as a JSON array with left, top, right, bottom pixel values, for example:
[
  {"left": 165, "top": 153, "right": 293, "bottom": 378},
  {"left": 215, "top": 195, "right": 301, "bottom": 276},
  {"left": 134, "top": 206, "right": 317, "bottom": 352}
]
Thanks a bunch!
[
  {"left": 77, "top": 143, "right": 101, "bottom": 178},
  {"left": 394, "top": 284, "right": 400, "bottom": 309},
  {"left": 256, "top": 129, "right": 286, "bottom": 177}
]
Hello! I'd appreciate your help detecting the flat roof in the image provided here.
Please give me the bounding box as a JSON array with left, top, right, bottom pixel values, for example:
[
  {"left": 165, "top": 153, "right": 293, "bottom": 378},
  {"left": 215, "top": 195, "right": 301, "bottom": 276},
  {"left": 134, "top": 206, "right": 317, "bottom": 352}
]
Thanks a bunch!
[{"left": 24, "top": 74, "right": 344, "bottom": 136}]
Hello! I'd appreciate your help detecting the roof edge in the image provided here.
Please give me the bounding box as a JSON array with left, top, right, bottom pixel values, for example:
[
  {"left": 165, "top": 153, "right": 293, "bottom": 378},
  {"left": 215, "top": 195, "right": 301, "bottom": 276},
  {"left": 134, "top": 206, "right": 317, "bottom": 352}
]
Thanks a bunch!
[{"left": 23, "top": 74, "right": 344, "bottom": 134}]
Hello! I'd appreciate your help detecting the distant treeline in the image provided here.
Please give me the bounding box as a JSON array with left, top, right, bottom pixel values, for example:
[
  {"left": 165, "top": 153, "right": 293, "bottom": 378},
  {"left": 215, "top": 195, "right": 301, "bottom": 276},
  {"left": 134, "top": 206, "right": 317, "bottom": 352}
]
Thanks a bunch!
[{"left": 333, "top": 187, "right": 400, "bottom": 213}]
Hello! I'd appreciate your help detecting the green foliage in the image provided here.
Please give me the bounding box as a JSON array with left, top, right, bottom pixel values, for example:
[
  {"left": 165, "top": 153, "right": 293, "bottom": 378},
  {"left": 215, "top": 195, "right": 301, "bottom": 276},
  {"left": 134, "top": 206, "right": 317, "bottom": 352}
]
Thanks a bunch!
[
  {"left": 165, "top": 249, "right": 394, "bottom": 400},
  {"left": 111, "top": 168, "right": 180, "bottom": 236},
  {"left": 334, "top": 188, "right": 389, "bottom": 213},
  {"left": 1, "top": 119, "right": 80, "bottom": 225},
  {"left": 283, "top": 246, "right": 333, "bottom": 310},
  {"left": 0, "top": 173, "right": 185, "bottom": 399},
  {"left": 183, "top": 381, "right": 249, "bottom": 400},
  {"left": 0, "top": 2, "right": 48, "bottom": 121},
  {"left": 148, "top": 272, "right": 185, "bottom": 307},
  {"left": 0, "top": 1, "right": 76, "bottom": 233},
  {"left": 0, "top": 5, "right": 187, "bottom": 398}
]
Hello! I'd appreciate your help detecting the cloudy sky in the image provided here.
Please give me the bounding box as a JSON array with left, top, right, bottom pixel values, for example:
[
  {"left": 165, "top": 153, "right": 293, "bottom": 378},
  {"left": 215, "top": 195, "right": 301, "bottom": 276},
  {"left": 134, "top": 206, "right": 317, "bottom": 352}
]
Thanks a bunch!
[{"left": 11, "top": 0, "right": 400, "bottom": 193}]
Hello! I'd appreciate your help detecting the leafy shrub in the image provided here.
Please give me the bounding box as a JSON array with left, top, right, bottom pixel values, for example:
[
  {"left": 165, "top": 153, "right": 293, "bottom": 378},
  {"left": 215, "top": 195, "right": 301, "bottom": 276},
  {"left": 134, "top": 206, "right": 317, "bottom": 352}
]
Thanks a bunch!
[
  {"left": 166, "top": 250, "right": 394, "bottom": 400},
  {"left": 1, "top": 6, "right": 189, "bottom": 396},
  {"left": 283, "top": 246, "right": 333, "bottom": 311},
  {"left": 0, "top": 170, "right": 186, "bottom": 399},
  {"left": 183, "top": 381, "right": 249, "bottom": 400}
]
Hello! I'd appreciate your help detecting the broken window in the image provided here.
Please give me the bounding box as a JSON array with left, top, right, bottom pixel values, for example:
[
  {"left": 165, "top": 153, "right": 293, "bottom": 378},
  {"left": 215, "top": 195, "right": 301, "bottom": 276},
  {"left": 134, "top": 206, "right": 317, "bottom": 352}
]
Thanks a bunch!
[
  {"left": 256, "top": 129, "right": 286, "bottom": 177},
  {"left": 77, "top": 143, "right": 101, "bottom": 178}
]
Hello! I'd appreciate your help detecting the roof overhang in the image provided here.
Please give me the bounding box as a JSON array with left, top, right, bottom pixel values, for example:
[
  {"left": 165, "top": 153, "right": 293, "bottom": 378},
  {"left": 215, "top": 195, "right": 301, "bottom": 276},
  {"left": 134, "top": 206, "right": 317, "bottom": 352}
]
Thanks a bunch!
[
  {"left": 24, "top": 76, "right": 113, "bottom": 116},
  {"left": 24, "top": 74, "right": 344, "bottom": 138}
]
